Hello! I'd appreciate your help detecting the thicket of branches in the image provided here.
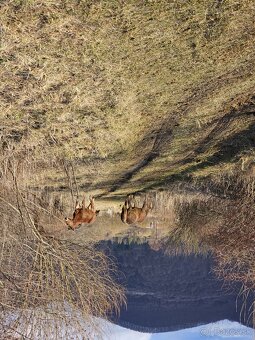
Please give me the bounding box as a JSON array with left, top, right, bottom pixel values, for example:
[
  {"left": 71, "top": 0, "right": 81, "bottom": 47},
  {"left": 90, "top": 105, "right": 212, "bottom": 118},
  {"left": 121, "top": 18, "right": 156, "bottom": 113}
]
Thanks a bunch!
[
  {"left": 205, "top": 184, "right": 255, "bottom": 289},
  {"left": 193, "top": 172, "right": 255, "bottom": 292},
  {"left": 0, "top": 146, "right": 125, "bottom": 339}
]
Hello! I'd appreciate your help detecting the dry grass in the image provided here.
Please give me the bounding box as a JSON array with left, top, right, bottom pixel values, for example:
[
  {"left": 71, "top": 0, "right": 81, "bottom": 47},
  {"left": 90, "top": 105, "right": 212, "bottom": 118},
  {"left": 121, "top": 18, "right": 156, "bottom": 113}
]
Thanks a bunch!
[
  {"left": 207, "top": 199, "right": 255, "bottom": 284},
  {"left": 157, "top": 189, "right": 217, "bottom": 255},
  {"left": 1, "top": 0, "right": 255, "bottom": 196}
]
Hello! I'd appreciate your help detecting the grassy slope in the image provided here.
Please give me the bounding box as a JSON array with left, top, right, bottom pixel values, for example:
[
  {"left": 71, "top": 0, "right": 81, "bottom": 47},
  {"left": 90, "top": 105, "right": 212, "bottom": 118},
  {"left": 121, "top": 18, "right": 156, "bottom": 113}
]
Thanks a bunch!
[{"left": 1, "top": 0, "right": 255, "bottom": 197}]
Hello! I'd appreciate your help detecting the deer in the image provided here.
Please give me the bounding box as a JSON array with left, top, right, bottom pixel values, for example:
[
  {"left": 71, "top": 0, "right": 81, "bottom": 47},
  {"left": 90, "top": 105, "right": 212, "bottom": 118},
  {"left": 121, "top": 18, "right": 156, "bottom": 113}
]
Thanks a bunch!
[
  {"left": 65, "top": 195, "right": 100, "bottom": 230},
  {"left": 121, "top": 194, "right": 152, "bottom": 225}
]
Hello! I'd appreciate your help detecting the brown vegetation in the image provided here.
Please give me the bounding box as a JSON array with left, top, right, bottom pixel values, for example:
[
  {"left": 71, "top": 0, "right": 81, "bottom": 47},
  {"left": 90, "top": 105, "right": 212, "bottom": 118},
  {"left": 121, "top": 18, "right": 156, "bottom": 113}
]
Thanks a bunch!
[
  {"left": 161, "top": 171, "right": 255, "bottom": 323},
  {"left": 0, "top": 158, "right": 124, "bottom": 339},
  {"left": 1, "top": 0, "right": 255, "bottom": 196},
  {"left": 1, "top": 0, "right": 255, "bottom": 334},
  {"left": 205, "top": 176, "right": 255, "bottom": 290}
]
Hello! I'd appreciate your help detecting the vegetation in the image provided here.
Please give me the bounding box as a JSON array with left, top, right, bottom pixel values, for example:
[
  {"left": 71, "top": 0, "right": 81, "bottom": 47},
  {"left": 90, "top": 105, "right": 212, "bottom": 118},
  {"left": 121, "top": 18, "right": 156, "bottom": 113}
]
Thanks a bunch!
[
  {"left": 1, "top": 0, "right": 255, "bottom": 336},
  {"left": 1, "top": 0, "right": 255, "bottom": 197},
  {"left": 161, "top": 170, "right": 255, "bottom": 324},
  {"left": 162, "top": 199, "right": 213, "bottom": 255},
  {"left": 0, "top": 166, "right": 124, "bottom": 339}
]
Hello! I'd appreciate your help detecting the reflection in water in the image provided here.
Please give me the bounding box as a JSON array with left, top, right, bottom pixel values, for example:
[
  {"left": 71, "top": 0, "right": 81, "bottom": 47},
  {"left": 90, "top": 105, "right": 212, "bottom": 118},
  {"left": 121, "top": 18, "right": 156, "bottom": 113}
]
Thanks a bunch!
[{"left": 99, "top": 241, "right": 253, "bottom": 332}]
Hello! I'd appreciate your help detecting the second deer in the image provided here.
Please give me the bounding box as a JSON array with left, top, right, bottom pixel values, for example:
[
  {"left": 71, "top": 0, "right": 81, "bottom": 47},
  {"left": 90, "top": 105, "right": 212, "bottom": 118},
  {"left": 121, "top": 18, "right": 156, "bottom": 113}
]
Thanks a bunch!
[{"left": 121, "top": 194, "right": 152, "bottom": 225}]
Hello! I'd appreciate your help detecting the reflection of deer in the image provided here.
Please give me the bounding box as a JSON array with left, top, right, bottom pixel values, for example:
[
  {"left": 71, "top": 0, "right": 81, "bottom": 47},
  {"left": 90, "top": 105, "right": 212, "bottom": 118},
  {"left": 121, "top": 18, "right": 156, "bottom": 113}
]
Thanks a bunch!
[
  {"left": 121, "top": 194, "right": 152, "bottom": 225},
  {"left": 65, "top": 196, "right": 99, "bottom": 230}
]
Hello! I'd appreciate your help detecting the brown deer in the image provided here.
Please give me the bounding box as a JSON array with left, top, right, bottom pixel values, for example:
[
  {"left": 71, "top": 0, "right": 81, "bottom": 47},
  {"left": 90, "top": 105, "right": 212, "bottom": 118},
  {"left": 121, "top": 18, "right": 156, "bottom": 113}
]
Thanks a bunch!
[
  {"left": 65, "top": 196, "right": 99, "bottom": 230},
  {"left": 121, "top": 194, "right": 152, "bottom": 225}
]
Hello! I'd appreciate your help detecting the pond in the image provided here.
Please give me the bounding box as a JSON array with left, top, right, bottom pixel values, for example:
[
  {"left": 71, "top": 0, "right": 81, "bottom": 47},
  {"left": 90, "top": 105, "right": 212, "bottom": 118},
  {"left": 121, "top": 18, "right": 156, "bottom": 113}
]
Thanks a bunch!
[{"left": 99, "top": 241, "right": 253, "bottom": 333}]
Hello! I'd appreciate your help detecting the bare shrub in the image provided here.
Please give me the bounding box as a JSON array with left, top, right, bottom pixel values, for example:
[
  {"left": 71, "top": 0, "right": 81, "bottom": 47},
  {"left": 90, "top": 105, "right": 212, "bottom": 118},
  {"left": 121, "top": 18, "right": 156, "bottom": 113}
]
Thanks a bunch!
[
  {"left": 0, "top": 168, "right": 125, "bottom": 339},
  {"left": 0, "top": 236, "right": 123, "bottom": 339},
  {"left": 206, "top": 195, "right": 255, "bottom": 289},
  {"left": 191, "top": 171, "right": 255, "bottom": 294},
  {"left": 162, "top": 196, "right": 221, "bottom": 255}
]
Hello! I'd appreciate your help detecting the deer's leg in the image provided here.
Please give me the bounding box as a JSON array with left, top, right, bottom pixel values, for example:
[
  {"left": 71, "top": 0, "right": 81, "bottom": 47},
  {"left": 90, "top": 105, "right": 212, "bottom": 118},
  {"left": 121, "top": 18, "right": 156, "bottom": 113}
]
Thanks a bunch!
[
  {"left": 82, "top": 196, "right": 86, "bottom": 211},
  {"left": 75, "top": 200, "right": 80, "bottom": 209},
  {"left": 88, "top": 196, "right": 95, "bottom": 212},
  {"left": 142, "top": 194, "right": 148, "bottom": 210},
  {"left": 73, "top": 200, "right": 80, "bottom": 218},
  {"left": 133, "top": 196, "right": 138, "bottom": 208},
  {"left": 121, "top": 201, "right": 128, "bottom": 223},
  {"left": 127, "top": 194, "right": 134, "bottom": 209}
]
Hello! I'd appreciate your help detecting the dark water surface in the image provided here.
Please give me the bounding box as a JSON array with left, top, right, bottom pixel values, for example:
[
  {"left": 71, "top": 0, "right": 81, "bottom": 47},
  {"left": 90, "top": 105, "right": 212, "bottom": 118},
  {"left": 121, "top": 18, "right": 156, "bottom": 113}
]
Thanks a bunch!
[{"left": 98, "top": 241, "right": 253, "bottom": 332}]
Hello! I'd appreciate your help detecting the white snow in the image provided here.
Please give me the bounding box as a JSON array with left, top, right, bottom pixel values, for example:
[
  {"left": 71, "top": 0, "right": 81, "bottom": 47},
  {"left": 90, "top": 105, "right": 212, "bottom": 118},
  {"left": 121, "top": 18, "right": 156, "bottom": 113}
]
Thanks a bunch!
[
  {"left": 2, "top": 307, "right": 254, "bottom": 340},
  {"left": 101, "top": 319, "right": 254, "bottom": 340}
]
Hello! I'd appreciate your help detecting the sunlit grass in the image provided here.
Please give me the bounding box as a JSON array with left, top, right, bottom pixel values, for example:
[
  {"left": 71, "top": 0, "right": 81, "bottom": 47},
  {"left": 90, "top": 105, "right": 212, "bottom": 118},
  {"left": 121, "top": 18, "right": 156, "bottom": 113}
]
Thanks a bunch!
[{"left": 1, "top": 0, "right": 255, "bottom": 195}]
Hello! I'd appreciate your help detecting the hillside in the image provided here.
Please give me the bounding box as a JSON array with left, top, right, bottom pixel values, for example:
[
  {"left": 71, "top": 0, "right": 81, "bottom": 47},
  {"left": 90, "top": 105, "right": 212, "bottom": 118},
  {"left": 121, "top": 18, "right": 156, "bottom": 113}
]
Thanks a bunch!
[{"left": 1, "top": 0, "right": 255, "bottom": 198}]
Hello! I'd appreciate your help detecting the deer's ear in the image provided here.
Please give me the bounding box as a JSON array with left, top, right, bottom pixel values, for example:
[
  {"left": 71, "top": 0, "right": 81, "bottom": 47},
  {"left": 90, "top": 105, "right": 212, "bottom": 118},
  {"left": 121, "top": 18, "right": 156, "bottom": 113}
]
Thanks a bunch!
[{"left": 75, "top": 201, "right": 80, "bottom": 209}]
